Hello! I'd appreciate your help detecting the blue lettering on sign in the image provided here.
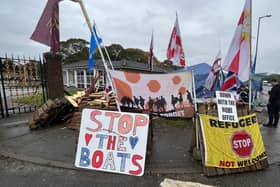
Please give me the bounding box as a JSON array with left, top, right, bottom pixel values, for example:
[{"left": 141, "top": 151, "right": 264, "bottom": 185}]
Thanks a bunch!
[
  {"left": 96, "top": 134, "right": 108, "bottom": 149},
  {"left": 117, "top": 152, "right": 131, "bottom": 172},
  {"left": 79, "top": 147, "right": 90, "bottom": 167}
]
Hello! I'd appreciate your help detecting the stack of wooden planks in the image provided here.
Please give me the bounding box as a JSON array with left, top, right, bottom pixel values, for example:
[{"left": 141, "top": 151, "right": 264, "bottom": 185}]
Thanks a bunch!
[
  {"left": 65, "top": 90, "right": 118, "bottom": 130},
  {"left": 65, "top": 90, "right": 117, "bottom": 109},
  {"left": 28, "top": 73, "right": 118, "bottom": 130}
]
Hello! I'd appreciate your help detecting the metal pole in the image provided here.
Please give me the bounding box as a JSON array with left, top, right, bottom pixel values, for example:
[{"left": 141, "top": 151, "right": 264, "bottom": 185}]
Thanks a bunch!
[
  {"left": 0, "top": 58, "right": 9, "bottom": 117},
  {"left": 77, "top": 0, "right": 121, "bottom": 112},
  {"left": 248, "top": 0, "right": 252, "bottom": 111},
  {"left": 250, "top": 14, "right": 271, "bottom": 110},
  {"left": 0, "top": 58, "right": 4, "bottom": 118},
  {"left": 39, "top": 56, "right": 47, "bottom": 103},
  {"left": 254, "top": 17, "right": 261, "bottom": 72},
  {"left": 252, "top": 15, "right": 272, "bottom": 74},
  {"left": 191, "top": 70, "right": 199, "bottom": 150}
]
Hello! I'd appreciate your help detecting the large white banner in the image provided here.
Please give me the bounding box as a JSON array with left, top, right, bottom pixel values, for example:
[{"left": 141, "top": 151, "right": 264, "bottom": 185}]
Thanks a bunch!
[
  {"left": 75, "top": 109, "right": 149, "bottom": 176},
  {"left": 110, "top": 70, "right": 194, "bottom": 118}
]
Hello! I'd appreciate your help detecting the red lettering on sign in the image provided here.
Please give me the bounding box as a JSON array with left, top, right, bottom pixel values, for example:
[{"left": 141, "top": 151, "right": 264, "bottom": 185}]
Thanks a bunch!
[
  {"left": 107, "top": 135, "right": 116, "bottom": 150},
  {"left": 87, "top": 111, "right": 102, "bottom": 132},
  {"left": 92, "top": 150, "right": 104, "bottom": 168},
  {"left": 118, "top": 114, "right": 133, "bottom": 134},
  {"left": 129, "top": 154, "right": 143, "bottom": 175},
  {"left": 105, "top": 112, "right": 121, "bottom": 132},
  {"left": 219, "top": 160, "right": 235, "bottom": 167}
]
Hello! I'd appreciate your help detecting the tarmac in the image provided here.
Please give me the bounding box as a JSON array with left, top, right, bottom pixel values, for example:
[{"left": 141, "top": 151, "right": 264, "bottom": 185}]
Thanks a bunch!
[{"left": 0, "top": 110, "right": 279, "bottom": 176}]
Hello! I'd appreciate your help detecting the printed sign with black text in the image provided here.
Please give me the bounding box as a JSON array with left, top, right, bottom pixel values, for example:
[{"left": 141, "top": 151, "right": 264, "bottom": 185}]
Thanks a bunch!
[{"left": 216, "top": 91, "right": 238, "bottom": 122}]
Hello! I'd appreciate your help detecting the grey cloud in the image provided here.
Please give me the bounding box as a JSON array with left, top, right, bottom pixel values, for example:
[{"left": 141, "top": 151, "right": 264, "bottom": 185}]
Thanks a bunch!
[{"left": 0, "top": 0, "right": 279, "bottom": 74}]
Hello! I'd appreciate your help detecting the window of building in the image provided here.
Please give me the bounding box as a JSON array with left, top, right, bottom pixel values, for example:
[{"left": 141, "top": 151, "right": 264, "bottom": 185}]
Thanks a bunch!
[
  {"left": 86, "top": 71, "right": 94, "bottom": 88},
  {"left": 77, "top": 69, "right": 84, "bottom": 88},
  {"left": 97, "top": 69, "right": 106, "bottom": 88},
  {"left": 68, "top": 70, "right": 75, "bottom": 86}
]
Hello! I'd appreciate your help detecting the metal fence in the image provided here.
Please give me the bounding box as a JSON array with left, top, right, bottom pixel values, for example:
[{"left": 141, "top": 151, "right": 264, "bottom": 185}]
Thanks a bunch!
[{"left": 0, "top": 55, "right": 47, "bottom": 118}]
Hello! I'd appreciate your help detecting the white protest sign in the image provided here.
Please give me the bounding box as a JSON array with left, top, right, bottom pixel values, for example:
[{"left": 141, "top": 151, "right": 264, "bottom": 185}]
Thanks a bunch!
[
  {"left": 75, "top": 109, "right": 149, "bottom": 176},
  {"left": 216, "top": 91, "right": 238, "bottom": 122}
]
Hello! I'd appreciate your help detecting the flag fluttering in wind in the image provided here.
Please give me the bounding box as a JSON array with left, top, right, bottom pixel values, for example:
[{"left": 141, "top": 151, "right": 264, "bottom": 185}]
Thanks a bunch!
[
  {"left": 31, "top": 0, "right": 79, "bottom": 54},
  {"left": 204, "top": 50, "right": 222, "bottom": 91},
  {"left": 221, "top": 71, "right": 238, "bottom": 92},
  {"left": 222, "top": 0, "right": 251, "bottom": 82},
  {"left": 31, "top": 0, "right": 61, "bottom": 54},
  {"left": 88, "top": 24, "right": 102, "bottom": 71},
  {"left": 167, "top": 14, "right": 186, "bottom": 67},
  {"left": 148, "top": 32, "right": 154, "bottom": 72}
]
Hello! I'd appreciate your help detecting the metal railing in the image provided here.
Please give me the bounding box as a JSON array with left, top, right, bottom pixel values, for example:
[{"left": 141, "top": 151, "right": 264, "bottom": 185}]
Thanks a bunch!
[{"left": 0, "top": 55, "right": 47, "bottom": 118}]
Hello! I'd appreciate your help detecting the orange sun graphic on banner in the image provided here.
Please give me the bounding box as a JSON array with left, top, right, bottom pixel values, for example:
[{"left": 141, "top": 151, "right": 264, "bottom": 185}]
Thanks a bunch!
[
  {"left": 147, "top": 80, "right": 161, "bottom": 92},
  {"left": 124, "top": 72, "right": 141, "bottom": 83},
  {"left": 172, "top": 75, "right": 181, "bottom": 85}
]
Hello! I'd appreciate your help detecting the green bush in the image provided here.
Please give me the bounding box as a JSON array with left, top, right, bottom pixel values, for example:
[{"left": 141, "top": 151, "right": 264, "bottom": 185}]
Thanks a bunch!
[{"left": 16, "top": 93, "right": 43, "bottom": 105}]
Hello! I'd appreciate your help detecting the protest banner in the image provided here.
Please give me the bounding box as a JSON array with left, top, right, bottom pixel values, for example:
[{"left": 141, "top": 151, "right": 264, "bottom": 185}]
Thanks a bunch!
[
  {"left": 110, "top": 70, "right": 194, "bottom": 118},
  {"left": 216, "top": 91, "right": 238, "bottom": 122},
  {"left": 199, "top": 113, "right": 267, "bottom": 169},
  {"left": 75, "top": 109, "right": 149, "bottom": 176}
]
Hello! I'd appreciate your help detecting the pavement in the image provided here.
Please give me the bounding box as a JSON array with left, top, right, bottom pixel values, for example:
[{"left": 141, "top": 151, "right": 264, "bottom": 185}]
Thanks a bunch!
[
  {"left": 0, "top": 113, "right": 201, "bottom": 175},
  {"left": 0, "top": 110, "right": 280, "bottom": 182}
]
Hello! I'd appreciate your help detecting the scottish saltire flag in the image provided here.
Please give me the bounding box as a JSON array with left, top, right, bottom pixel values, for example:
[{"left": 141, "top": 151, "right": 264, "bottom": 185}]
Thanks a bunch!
[
  {"left": 88, "top": 24, "right": 102, "bottom": 70},
  {"left": 221, "top": 71, "right": 237, "bottom": 92}
]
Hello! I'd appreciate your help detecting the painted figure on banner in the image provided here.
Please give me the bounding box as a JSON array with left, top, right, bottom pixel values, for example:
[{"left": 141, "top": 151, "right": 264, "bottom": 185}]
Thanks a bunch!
[{"left": 110, "top": 70, "right": 194, "bottom": 118}]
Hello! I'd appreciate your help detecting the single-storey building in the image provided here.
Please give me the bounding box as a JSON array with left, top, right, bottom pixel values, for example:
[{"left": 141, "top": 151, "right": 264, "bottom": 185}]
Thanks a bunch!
[{"left": 62, "top": 60, "right": 168, "bottom": 89}]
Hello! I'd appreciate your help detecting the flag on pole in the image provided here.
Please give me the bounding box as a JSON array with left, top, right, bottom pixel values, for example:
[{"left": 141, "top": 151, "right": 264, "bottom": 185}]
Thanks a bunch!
[
  {"left": 167, "top": 14, "right": 186, "bottom": 67},
  {"left": 148, "top": 32, "right": 154, "bottom": 72},
  {"left": 221, "top": 71, "right": 238, "bottom": 92},
  {"left": 222, "top": 0, "right": 251, "bottom": 82},
  {"left": 88, "top": 24, "right": 102, "bottom": 71},
  {"left": 30, "top": 0, "right": 61, "bottom": 54},
  {"left": 204, "top": 50, "right": 222, "bottom": 91}
]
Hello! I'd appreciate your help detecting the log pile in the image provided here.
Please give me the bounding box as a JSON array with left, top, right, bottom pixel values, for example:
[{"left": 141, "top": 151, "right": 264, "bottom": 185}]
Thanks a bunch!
[
  {"left": 65, "top": 90, "right": 117, "bottom": 130},
  {"left": 28, "top": 72, "right": 118, "bottom": 130},
  {"left": 29, "top": 98, "right": 71, "bottom": 129}
]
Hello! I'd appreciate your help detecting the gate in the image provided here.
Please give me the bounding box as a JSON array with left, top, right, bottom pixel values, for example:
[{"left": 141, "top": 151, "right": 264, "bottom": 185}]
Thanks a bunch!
[{"left": 0, "top": 55, "right": 47, "bottom": 118}]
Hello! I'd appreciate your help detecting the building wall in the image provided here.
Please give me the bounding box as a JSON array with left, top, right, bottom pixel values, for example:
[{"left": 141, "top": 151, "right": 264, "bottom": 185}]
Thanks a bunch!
[{"left": 63, "top": 68, "right": 105, "bottom": 89}]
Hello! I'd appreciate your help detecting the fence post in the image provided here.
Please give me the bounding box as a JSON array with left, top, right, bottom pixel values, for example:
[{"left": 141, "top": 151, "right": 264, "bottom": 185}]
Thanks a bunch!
[
  {"left": 39, "top": 58, "right": 47, "bottom": 103},
  {"left": 43, "top": 52, "right": 64, "bottom": 99},
  {"left": 0, "top": 81, "right": 4, "bottom": 118},
  {"left": 0, "top": 58, "right": 9, "bottom": 117}
]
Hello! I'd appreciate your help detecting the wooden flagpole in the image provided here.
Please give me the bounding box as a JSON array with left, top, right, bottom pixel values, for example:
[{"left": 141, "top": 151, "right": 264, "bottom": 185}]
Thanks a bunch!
[{"left": 77, "top": 0, "right": 121, "bottom": 112}]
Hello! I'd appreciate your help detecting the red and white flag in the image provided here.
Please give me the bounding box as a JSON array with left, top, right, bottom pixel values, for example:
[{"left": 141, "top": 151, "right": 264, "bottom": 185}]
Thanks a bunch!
[
  {"left": 204, "top": 50, "right": 221, "bottom": 91},
  {"left": 221, "top": 71, "right": 238, "bottom": 92},
  {"left": 148, "top": 32, "right": 154, "bottom": 72},
  {"left": 167, "top": 14, "right": 186, "bottom": 67},
  {"left": 222, "top": 0, "right": 251, "bottom": 82}
]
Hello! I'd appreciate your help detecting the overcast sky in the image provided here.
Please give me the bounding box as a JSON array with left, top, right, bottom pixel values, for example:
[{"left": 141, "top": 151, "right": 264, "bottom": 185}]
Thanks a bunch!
[{"left": 0, "top": 0, "right": 279, "bottom": 73}]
